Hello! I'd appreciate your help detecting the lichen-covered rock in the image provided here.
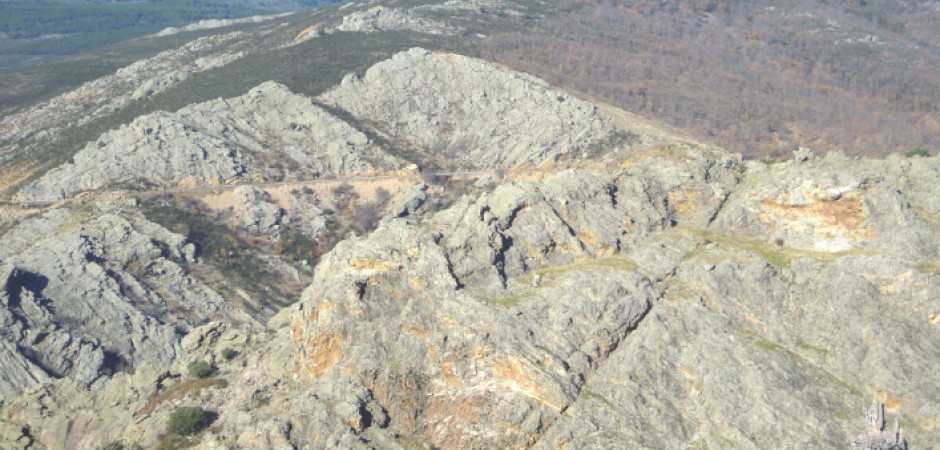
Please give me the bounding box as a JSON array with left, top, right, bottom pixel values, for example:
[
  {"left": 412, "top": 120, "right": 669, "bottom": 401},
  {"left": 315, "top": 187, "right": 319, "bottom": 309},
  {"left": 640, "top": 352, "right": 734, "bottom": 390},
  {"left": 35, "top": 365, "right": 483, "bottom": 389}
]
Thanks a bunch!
[
  {"left": 430, "top": 169, "right": 673, "bottom": 291},
  {"left": 536, "top": 251, "right": 939, "bottom": 449},
  {"left": 1, "top": 46, "right": 939, "bottom": 450},
  {"left": 320, "top": 48, "right": 617, "bottom": 168},
  {"left": 711, "top": 152, "right": 940, "bottom": 258},
  {"left": 275, "top": 219, "right": 655, "bottom": 448},
  {"left": 0, "top": 207, "right": 253, "bottom": 399},
  {"left": 20, "top": 82, "right": 403, "bottom": 201}
]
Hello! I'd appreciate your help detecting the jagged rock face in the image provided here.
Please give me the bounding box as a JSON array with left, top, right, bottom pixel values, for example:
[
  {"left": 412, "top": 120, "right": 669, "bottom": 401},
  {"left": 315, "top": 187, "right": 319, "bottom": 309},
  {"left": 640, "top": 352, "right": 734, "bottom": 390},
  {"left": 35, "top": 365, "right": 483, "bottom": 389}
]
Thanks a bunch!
[
  {"left": 0, "top": 208, "right": 251, "bottom": 399},
  {"left": 20, "top": 111, "right": 251, "bottom": 201},
  {"left": 537, "top": 239, "right": 939, "bottom": 449},
  {"left": 20, "top": 82, "right": 402, "bottom": 201},
  {"left": 175, "top": 82, "right": 400, "bottom": 175},
  {"left": 271, "top": 220, "right": 656, "bottom": 448},
  {"left": 320, "top": 48, "right": 616, "bottom": 168},
  {"left": 216, "top": 158, "right": 937, "bottom": 449},
  {"left": 711, "top": 153, "right": 940, "bottom": 258},
  {"left": 1, "top": 45, "right": 939, "bottom": 450},
  {"left": 429, "top": 169, "right": 674, "bottom": 291}
]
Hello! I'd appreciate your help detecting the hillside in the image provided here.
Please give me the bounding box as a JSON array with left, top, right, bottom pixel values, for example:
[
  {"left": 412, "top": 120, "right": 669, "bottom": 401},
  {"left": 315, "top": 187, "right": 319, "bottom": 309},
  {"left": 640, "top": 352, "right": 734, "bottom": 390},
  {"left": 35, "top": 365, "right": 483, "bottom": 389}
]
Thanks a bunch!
[
  {"left": 0, "top": 0, "right": 937, "bottom": 449},
  {"left": 0, "top": 0, "right": 345, "bottom": 71},
  {"left": 484, "top": 0, "right": 940, "bottom": 159}
]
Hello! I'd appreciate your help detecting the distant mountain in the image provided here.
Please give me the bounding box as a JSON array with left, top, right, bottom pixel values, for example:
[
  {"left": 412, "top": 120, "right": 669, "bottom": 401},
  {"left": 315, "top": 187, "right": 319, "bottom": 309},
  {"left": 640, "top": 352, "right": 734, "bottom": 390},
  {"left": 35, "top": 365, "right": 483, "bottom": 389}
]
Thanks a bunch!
[{"left": 0, "top": 0, "right": 346, "bottom": 71}]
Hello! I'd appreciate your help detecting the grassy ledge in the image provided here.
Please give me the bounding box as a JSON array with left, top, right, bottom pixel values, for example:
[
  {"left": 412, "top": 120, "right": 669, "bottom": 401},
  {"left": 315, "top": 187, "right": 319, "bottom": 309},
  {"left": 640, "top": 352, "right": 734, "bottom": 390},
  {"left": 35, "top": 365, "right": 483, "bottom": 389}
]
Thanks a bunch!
[{"left": 677, "top": 227, "right": 879, "bottom": 270}]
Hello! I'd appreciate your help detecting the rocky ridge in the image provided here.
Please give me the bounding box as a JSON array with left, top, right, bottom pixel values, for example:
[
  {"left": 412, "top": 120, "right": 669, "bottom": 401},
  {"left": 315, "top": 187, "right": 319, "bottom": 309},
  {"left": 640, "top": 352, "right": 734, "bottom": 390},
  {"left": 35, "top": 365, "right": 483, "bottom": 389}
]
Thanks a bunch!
[
  {"left": 332, "top": 6, "right": 460, "bottom": 35},
  {"left": 149, "top": 149, "right": 936, "bottom": 449},
  {"left": 0, "top": 206, "right": 255, "bottom": 399},
  {"left": 155, "top": 13, "right": 294, "bottom": 37},
  {"left": 19, "top": 82, "right": 402, "bottom": 202},
  {"left": 0, "top": 32, "right": 252, "bottom": 155},
  {"left": 17, "top": 49, "right": 702, "bottom": 203},
  {"left": 0, "top": 46, "right": 937, "bottom": 450},
  {"left": 320, "top": 48, "right": 621, "bottom": 168}
]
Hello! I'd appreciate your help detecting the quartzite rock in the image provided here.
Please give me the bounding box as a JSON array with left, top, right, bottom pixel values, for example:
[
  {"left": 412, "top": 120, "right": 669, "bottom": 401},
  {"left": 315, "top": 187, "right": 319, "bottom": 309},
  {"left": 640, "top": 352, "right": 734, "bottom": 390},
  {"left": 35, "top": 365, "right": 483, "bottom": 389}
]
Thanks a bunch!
[
  {"left": 320, "top": 48, "right": 616, "bottom": 168},
  {"left": 21, "top": 82, "right": 402, "bottom": 201}
]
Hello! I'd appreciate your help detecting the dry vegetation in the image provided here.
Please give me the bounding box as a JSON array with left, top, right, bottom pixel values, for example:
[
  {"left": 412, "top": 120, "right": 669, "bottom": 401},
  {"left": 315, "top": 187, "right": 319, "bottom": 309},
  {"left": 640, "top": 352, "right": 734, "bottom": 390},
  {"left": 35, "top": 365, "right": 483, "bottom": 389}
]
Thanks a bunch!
[
  {"left": 134, "top": 377, "right": 225, "bottom": 418},
  {"left": 483, "top": 0, "right": 940, "bottom": 159}
]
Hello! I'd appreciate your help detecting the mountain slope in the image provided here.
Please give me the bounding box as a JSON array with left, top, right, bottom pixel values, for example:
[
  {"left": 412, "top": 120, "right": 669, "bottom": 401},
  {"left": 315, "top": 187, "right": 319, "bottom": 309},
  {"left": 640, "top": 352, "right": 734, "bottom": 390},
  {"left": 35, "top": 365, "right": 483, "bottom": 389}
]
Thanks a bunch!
[{"left": 0, "top": 1, "right": 937, "bottom": 449}]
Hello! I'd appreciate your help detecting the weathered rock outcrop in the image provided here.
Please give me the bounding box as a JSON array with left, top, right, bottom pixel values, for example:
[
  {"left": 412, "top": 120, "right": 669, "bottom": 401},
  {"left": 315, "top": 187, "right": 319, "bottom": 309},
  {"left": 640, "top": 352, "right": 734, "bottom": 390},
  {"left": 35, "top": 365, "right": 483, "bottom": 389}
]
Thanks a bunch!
[
  {"left": 333, "top": 6, "right": 460, "bottom": 35},
  {"left": 20, "top": 82, "right": 402, "bottom": 201},
  {"left": 710, "top": 152, "right": 940, "bottom": 258},
  {"left": 0, "top": 207, "right": 252, "bottom": 399},
  {"left": 230, "top": 185, "right": 327, "bottom": 239},
  {"left": 1, "top": 46, "right": 938, "bottom": 450},
  {"left": 319, "top": 48, "right": 618, "bottom": 168},
  {"left": 204, "top": 154, "right": 936, "bottom": 449},
  {"left": 537, "top": 233, "right": 939, "bottom": 448}
]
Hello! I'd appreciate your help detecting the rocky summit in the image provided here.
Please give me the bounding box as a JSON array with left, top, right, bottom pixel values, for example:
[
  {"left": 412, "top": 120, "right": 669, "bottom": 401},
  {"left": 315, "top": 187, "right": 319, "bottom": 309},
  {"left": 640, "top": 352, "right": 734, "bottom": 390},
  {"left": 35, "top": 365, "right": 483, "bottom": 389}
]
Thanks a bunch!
[{"left": 0, "top": 1, "right": 937, "bottom": 449}]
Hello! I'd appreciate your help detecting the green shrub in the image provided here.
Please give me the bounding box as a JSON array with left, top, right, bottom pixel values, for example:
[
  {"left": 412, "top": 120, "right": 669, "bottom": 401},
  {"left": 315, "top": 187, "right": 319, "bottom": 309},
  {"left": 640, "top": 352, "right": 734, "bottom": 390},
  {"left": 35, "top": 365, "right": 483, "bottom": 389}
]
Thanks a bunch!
[
  {"left": 166, "top": 407, "right": 211, "bottom": 436},
  {"left": 188, "top": 361, "right": 215, "bottom": 379},
  {"left": 220, "top": 348, "right": 237, "bottom": 361},
  {"left": 905, "top": 147, "right": 930, "bottom": 157}
]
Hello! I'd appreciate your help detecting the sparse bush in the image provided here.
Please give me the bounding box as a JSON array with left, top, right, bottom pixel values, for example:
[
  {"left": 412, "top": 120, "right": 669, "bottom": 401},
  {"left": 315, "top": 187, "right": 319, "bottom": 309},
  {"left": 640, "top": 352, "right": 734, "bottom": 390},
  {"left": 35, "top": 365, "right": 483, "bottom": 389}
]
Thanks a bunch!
[
  {"left": 188, "top": 361, "right": 215, "bottom": 379},
  {"left": 352, "top": 202, "right": 381, "bottom": 233},
  {"left": 278, "top": 228, "right": 319, "bottom": 263},
  {"left": 374, "top": 187, "right": 391, "bottom": 206},
  {"left": 332, "top": 183, "right": 355, "bottom": 197},
  {"left": 332, "top": 183, "right": 360, "bottom": 212},
  {"left": 220, "top": 348, "right": 237, "bottom": 361},
  {"left": 419, "top": 172, "right": 450, "bottom": 186},
  {"left": 166, "top": 407, "right": 211, "bottom": 436},
  {"left": 905, "top": 147, "right": 930, "bottom": 158}
]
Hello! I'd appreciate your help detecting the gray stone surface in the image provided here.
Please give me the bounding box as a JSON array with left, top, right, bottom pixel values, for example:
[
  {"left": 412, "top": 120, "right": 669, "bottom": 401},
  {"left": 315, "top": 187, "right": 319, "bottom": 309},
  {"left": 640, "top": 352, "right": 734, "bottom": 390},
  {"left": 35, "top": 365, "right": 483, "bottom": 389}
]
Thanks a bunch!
[
  {"left": 0, "top": 207, "right": 252, "bottom": 399},
  {"left": 320, "top": 48, "right": 617, "bottom": 168},
  {"left": 332, "top": 6, "right": 460, "bottom": 35},
  {"left": 20, "top": 82, "right": 402, "bottom": 201},
  {"left": 710, "top": 152, "right": 940, "bottom": 258},
  {"left": 0, "top": 48, "right": 938, "bottom": 450}
]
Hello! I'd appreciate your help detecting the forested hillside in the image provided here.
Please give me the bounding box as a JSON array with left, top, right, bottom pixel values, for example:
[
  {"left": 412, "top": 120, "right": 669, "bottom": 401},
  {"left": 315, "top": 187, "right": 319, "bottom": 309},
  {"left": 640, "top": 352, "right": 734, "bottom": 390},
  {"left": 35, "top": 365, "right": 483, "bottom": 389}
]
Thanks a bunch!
[{"left": 484, "top": 0, "right": 940, "bottom": 158}]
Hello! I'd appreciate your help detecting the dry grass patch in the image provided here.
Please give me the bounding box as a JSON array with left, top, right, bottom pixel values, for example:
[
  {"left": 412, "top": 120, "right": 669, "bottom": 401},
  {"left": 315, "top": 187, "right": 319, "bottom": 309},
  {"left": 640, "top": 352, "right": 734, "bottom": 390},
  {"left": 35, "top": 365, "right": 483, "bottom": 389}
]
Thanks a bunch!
[
  {"left": 523, "top": 256, "right": 639, "bottom": 284},
  {"left": 134, "top": 378, "right": 225, "bottom": 418},
  {"left": 677, "top": 227, "right": 878, "bottom": 270},
  {"left": 479, "top": 296, "right": 522, "bottom": 308},
  {"left": 915, "top": 260, "right": 940, "bottom": 274}
]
